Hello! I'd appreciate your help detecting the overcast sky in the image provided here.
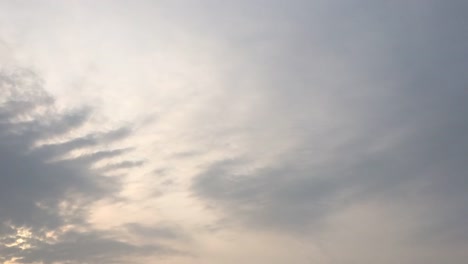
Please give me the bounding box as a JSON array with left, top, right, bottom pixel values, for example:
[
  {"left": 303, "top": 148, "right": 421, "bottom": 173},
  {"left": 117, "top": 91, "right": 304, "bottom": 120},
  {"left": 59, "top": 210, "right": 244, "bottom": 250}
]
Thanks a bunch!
[{"left": 0, "top": 1, "right": 467, "bottom": 263}]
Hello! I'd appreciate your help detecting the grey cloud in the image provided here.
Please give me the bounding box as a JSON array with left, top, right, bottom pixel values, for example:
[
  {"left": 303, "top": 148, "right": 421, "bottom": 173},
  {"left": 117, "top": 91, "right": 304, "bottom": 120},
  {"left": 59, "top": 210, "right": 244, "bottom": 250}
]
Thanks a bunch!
[
  {"left": 1, "top": 230, "right": 176, "bottom": 264},
  {"left": 0, "top": 68, "right": 164, "bottom": 263},
  {"left": 1, "top": 1, "right": 467, "bottom": 263},
  {"left": 99, "top": 160, "right": 146, "bottom": 173},
  {"left": 35, "top": 127, "right": 134, "bottom": 158},
  {"left": 193, "top": 159, "right": 346, "bottom": 231},
  {"left": 192, "top": 1, "right": 468, "bottom": 261}
]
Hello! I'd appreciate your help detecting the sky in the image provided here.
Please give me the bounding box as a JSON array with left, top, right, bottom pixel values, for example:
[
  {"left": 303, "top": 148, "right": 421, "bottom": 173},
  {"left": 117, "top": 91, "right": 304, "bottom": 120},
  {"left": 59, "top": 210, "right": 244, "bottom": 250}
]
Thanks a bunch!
[{"left": 0, "top": 1, "right": 467, "bottom": 263}]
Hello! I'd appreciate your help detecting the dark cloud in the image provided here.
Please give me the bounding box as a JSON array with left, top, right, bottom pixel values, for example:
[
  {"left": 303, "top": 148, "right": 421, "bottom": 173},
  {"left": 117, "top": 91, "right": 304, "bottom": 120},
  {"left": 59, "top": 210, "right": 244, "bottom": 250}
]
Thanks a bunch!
[
  {"left": 99, "top": 160, "right": 146, "bottom": 173},
  {"left": 0, "top": 68, "right": 170, "bottom": 263}
]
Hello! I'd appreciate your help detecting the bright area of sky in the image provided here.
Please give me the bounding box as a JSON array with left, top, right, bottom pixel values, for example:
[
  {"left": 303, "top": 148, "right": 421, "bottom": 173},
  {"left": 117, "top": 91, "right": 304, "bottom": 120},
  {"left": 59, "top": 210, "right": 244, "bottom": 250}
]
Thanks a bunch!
[{"left": 0, "top": 1, "right": 467, "bottom": 264}]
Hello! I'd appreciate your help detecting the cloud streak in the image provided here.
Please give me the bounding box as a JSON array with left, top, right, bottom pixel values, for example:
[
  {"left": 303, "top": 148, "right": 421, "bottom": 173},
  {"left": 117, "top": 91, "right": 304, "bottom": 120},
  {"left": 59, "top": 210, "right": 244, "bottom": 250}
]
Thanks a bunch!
[{"left": 0, "top": 68, "right": 181, "bottom": 263}]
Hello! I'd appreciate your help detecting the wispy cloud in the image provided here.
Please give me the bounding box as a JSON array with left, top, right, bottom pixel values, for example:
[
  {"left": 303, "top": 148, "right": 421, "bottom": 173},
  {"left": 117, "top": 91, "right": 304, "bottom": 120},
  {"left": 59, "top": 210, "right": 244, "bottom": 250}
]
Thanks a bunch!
[{"left": 0, "top": 68, "right": 182, "bottom": 263}]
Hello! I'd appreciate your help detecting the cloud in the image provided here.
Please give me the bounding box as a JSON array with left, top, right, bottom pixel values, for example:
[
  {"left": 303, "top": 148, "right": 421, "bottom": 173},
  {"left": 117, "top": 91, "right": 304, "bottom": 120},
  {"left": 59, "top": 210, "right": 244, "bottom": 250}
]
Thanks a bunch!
[
  {"left": 124, "top": 223, "right": 187, "bottom": 241},
  {"left": 0, "top": 1, "right": 467, "bottom": 263},
  {"left": 191, "top": 1, "right": 468, "bottom": 262},
  {"left": 0, "top": 67, "right": 177, "bottom": 263},
  {"left": 1, "top": 230, "right": 171, "bottom": 264}
]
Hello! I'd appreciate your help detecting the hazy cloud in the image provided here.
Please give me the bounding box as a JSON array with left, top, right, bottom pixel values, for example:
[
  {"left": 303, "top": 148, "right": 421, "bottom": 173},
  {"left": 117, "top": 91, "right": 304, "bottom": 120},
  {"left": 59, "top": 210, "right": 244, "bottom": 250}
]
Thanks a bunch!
[
  {"left": 191, "top": 1, "right": 468, "bottom": 262},
  {"left": 1, "top": 1, "right": 467, "bottom": 263}
]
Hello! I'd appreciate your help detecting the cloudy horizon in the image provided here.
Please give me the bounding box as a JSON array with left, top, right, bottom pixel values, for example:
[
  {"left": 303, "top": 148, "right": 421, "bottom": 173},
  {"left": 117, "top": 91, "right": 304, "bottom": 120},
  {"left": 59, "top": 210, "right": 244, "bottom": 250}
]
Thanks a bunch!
[{"left": 1, "top": 1, "right": 467, "bottom": 263}]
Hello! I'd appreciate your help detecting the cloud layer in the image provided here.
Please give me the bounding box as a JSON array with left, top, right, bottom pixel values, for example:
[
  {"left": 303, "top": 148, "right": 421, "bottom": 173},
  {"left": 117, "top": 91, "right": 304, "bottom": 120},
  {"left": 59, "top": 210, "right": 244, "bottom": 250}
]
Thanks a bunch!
[{"left": 0, "top": 1, "right": 467, "bottom": 264}]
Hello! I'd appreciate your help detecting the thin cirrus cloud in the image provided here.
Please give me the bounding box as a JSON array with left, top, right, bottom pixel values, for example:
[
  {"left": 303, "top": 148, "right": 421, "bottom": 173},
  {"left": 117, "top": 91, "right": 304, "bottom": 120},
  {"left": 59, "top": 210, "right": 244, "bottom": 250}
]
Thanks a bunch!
[{"left": 0, "top": 1, "right": 468, "bottom": 264}]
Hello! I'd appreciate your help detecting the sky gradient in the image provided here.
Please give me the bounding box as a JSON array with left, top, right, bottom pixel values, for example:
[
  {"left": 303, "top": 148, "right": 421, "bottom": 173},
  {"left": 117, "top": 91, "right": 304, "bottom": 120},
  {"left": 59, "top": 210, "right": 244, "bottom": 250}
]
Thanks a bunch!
[{"left": 0, "top": 1, "right": 467, "bottom": 263}]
